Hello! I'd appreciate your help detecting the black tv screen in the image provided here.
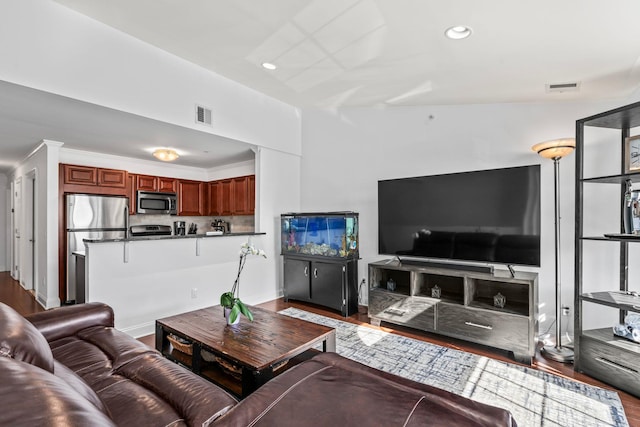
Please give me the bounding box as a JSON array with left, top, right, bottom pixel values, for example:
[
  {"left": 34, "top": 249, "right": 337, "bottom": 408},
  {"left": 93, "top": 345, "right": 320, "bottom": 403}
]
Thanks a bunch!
[{"left": 378, "top": 165, "right": 541, "bottom": 267}]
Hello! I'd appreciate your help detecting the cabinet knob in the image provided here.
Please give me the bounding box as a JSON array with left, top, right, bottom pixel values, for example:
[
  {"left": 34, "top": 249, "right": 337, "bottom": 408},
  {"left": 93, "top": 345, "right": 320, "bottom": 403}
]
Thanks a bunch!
[
  {"left": 314, "top": 268, "right": 318, "bottom": 278},
  {"left": 304, "top": 266, "right": 308, "bottom": 277}
]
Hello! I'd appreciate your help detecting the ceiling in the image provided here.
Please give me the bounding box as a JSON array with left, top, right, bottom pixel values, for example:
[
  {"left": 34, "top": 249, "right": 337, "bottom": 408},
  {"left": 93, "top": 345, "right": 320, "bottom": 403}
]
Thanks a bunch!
[{"left": 3, "top": 0, "right": 640, "bottom": 174}]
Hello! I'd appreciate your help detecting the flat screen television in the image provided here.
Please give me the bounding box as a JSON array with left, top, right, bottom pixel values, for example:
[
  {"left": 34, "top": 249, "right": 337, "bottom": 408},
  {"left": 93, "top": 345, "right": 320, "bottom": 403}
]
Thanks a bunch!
[{"left": 378, "top": 165, "right": 541, "bottom": 267}]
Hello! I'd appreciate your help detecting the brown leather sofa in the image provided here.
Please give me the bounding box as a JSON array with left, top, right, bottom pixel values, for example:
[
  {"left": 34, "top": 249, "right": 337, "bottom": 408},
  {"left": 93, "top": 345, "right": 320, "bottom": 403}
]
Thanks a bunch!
[{"left": 0, "top": 302, "right": 517, "bottom": 426}]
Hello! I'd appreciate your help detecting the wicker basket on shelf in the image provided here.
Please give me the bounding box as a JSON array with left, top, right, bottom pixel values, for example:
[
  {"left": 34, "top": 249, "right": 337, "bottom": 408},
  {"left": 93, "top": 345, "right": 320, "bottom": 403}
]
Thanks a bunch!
[{"left": 167, "top": 334, "right": 193, "bottom": 355}]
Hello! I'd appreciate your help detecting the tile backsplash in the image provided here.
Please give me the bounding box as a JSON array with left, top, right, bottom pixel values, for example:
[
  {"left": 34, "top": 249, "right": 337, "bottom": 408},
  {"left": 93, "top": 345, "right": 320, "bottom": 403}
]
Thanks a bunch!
[{"left": 129, "top": 214, "right": 255, "bottom": 234}]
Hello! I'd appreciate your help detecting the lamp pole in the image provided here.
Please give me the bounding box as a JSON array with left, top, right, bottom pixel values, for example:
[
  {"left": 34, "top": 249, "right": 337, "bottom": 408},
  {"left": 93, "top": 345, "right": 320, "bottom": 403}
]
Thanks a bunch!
[
  {"left": 531, "top": 138, "right": 575, "bottom": 363},
  {"left": 543, "top": 156, "right": 574, "bottom": 362}
]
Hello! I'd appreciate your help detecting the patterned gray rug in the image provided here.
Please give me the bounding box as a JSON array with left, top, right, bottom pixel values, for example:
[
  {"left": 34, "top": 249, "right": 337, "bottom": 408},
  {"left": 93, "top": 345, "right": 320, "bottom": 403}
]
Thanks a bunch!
[{"left": 279, "top": 308, "right": 628, "bottom": 427}]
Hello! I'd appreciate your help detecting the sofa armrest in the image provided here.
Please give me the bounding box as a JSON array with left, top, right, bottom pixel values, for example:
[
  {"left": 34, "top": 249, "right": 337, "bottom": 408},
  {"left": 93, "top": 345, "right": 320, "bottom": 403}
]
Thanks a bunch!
[{"left": 26, "top": 303, "right": 115, "bottom": 343}]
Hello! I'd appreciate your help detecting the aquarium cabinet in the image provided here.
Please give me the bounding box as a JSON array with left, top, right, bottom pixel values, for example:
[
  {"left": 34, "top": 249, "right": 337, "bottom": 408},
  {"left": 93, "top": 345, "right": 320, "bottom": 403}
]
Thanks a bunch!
[
  {"left": 281, "top": 212, "right": 359, "bottom": 316},
  {"left": 368, "top": 259, "right": 538, "bottom": 363}
]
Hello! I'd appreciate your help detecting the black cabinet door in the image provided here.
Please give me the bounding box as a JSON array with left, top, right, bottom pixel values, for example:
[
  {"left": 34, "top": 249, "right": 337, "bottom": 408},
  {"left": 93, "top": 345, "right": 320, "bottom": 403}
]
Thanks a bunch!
[
  {"left": 284, "top": 258, "right": 311, "bottom": 302},
  {"left": 311, "top": 261, "right": 344, "bottom": 312}
]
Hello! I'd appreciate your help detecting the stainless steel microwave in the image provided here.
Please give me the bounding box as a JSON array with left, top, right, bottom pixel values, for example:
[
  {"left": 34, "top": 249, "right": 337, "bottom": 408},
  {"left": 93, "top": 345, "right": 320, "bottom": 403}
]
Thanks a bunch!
[{"left": 136, "top": 191, "right": 177, "bottom": 215}]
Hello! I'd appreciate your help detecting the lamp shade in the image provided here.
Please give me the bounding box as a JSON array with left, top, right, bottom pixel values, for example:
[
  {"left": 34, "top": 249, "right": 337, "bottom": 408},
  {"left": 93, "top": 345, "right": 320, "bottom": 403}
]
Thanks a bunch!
[
  {"left": 153, "top": 148, "right": 179, "bottom": 162},
  {"left": 531, "top": 138, "right": 576, "bottom": 160}
]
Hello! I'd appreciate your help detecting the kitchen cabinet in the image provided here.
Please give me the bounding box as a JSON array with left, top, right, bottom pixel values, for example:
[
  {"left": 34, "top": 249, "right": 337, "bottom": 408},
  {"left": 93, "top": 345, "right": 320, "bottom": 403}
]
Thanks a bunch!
[
  {"left": 248, "top": 175, "right": 255, "bottom": 213},
  {"left": 207, "top": 181, "right": 221, "bottom": 215},
  {"left": 158, "top": 177, "right": 177, "bottom": 193},
  {"left": 63, "top": 164, "right": 126, "bottom": 188},
  {"left": 135, "top": 175, "right": 177, "bottom": 193},
  {"left": 207, "top": 175, "right": 255, "bottom": 216},
  {"left": 220, "top": 179, "right": 233, "bottom": 215},
  {"left": 61, "top": 164, "right": 127, "bottom": 196},
  {"left": 177, "top": 180, "right": 204, "bottom": 216},
  {"left": 97, "top": 169, "right": 126, "bottom": 188},
  {"left": 64, "top": 164, "right": 97, "bottom": 185},
  {"left": 136, "top": 175, "right": 157, "bottom": 191}
]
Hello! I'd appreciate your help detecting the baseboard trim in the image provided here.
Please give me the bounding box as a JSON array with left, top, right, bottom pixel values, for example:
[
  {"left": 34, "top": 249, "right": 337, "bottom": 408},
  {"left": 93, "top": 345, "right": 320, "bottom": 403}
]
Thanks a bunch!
[{"left": 121, "top": 321, "right": 155, "bottom": 339}]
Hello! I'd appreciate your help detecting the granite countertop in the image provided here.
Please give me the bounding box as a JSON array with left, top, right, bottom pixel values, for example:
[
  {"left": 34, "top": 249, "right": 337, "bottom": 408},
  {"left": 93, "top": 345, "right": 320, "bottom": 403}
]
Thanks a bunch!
[{"left": 83, "top": 231, "right": 265, "bottom": 243}]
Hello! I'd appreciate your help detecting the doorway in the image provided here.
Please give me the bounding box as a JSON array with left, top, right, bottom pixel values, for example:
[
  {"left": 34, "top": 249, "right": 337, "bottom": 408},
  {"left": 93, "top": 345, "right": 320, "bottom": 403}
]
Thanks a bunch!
[{"left": 21, "top": 171, "right": 36, "bottom": 292}]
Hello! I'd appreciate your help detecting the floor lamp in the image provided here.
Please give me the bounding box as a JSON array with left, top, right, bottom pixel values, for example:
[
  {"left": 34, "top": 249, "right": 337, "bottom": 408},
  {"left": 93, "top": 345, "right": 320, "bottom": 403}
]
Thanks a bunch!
[{"left": 532, "top": 137, "right": 576, "bottom": 363}]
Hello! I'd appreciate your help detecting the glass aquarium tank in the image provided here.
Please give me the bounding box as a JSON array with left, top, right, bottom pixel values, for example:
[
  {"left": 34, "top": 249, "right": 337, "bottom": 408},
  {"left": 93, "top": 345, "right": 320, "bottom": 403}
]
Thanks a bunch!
[{"left": 281, "top": 212, "right": 359, "bottom": 259}]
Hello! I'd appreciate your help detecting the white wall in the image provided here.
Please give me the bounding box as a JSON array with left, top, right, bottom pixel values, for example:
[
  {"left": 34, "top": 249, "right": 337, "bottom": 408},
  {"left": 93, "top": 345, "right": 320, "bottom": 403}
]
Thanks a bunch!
[
  {"left": 8, "top": 141, "right": 62, "bottom": 308},
  {"left": 300, "top": 100, "right": 625, "bottom": 335},
  {"left": 0, "top": 0, "right": 300, "bottom": 155},
  {"left": 0, "top": 174, "right": 6, "bottom": 271}
]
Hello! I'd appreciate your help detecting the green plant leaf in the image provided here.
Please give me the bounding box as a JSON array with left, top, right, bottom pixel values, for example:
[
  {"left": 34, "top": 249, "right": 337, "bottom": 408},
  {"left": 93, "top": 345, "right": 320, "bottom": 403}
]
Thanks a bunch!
[
  {"left": 220, "top": 292, "right": 234, "bottom": 308},
  {"left": 228, "top": 304, "right": 241, "bottom": 323},
  {"left": 237, "top": 300, "right": 253, "bottom": 322}
]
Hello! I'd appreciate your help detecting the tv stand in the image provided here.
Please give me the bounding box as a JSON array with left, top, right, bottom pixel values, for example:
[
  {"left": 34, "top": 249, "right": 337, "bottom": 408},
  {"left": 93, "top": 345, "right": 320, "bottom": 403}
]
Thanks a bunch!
[
  {"left": 368, "top": 259, "right": 538, "bottom": 364},
  {"left": 398, "top": 258, "right": 494, "bottom": 274}
]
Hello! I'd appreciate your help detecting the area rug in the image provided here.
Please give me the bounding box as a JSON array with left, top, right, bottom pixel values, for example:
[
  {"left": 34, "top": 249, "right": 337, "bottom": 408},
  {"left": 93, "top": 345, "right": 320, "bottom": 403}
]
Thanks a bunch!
[{"left": 279, "top": 308, "right": 628, "bottom": 427}]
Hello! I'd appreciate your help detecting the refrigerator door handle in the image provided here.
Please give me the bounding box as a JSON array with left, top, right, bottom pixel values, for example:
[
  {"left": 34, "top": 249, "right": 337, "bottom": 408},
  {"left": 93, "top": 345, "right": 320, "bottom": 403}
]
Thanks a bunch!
[{"left": 124, "top": 205, "right": 129, "bottom": 239}]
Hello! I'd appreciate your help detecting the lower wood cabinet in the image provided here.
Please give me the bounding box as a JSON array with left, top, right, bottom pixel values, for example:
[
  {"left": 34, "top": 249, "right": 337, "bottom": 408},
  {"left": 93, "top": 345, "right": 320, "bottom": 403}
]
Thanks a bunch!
[
  {"left": 368, "top": 259, "right": 538, "bottom": 364},
  {"left": 284, "top": 255, "right": 358, "bottom": 317}
]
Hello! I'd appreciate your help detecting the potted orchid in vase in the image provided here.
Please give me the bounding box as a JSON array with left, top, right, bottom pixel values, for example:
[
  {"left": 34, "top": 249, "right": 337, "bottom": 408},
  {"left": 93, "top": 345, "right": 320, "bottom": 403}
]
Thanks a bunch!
[{"left": 220, "top": 242, "right": 266, "bottom": 325}]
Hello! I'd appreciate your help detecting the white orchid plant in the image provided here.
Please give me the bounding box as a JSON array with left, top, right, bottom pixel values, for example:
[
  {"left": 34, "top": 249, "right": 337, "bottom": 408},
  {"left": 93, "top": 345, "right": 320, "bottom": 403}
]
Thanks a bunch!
[{"left": 220, "top": 242, "right": 267, "bottom": 323}]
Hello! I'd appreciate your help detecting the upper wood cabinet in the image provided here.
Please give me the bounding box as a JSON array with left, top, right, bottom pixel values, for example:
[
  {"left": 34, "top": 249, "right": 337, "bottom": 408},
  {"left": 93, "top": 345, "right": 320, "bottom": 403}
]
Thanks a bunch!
[
  {"left": 232, "top": 176, "right": 249, "bottom": 215},
  {"left": 178, "top": 180, "right": 205, "bottom": 216},
  {"left": 97, "top": 168, "right": 126, "bottom": 188},
  {"left": 136, "top": 175, "right": 157, "bottom": 191},
  {"left": 135, "top": 174, "right": 177, "bottom": 193},
  {"left": 158, "top": 177, "right": 177, "bottom": 193},
  {"left": 207, "top": 175, "right": 255, "bottom": 216},
  {"left": 207, "top": 181, "right": 221, "bottom": 216},
  {"left": 64, "top": 164, "right": 97, "bottom": 186},
  {"left": 62, "top": 164, "right": 127, "bottom": 191},
  {"left": 247, "top": 175, "right": 256, "bottom": 214}
]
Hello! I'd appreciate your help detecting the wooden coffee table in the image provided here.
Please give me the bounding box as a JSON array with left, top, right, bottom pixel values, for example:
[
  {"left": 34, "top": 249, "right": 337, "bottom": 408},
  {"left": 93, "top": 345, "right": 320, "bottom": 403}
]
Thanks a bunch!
[{"left": 156, "top": 305, "right": 336, "bottom": 398}]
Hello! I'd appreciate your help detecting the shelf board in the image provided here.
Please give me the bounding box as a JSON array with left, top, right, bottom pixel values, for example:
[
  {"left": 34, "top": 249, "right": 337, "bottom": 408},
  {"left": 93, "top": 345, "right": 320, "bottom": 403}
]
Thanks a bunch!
[
  {"left": 580, "top": 101, "right": 640, "bottom": 129},
  {"left": 469, "top": 299, "right": 529, "bottom": 317},
  {"left": 580, "top": 235, "right": 640, "bottom": 242},
  {"left": 581, "top": 291, "right": 640, "bottom": 312},
  {"left": 581, "top": 172, "right": 640, "bottom": 184},
  {"left": 583, "top": 328, "right": 640, "bottom": 355}
]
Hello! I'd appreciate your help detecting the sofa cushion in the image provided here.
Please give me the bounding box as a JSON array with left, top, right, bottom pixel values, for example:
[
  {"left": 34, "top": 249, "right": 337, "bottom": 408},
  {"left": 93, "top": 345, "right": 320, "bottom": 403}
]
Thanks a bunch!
[
  {"left": 214, "top": 352, "right": 516, "bottom": 427},
  {"left": 54, "top": 360, "right": 109, "bottom": 415},
  {"left": 0, "top": 302, "right": 54, "bottom": 373},
  {"left": 47, "top": 323, "right": 237, "bottom": 427},
  {"left": 0, "top": 357, "right": 115, "bottom": 427}
]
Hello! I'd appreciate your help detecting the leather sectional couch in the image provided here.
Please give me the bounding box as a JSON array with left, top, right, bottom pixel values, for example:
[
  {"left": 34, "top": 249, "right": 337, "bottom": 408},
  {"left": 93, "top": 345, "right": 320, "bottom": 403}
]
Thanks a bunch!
[{"left": 0, "top": 301, "right": 517, "bottom": 426}]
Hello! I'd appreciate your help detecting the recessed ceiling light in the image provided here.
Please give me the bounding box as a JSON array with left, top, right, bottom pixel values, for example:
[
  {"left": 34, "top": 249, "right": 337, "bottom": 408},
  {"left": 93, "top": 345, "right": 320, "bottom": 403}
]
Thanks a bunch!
[
  {"left": 445, "top": 26, "right": 472, "bottom": 40},
  {"left": 261, "top": 62, "right": 277, "bottom": 70}
]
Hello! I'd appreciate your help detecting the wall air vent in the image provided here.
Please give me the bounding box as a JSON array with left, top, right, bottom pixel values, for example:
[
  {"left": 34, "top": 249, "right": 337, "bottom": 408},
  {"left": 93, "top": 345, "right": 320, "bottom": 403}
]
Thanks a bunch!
[
  {"left": 195, "top": 104, "right": 212, "bottom": 126},
  {"left": 546, "top": 82, "right": 580, "bottom": 93}
]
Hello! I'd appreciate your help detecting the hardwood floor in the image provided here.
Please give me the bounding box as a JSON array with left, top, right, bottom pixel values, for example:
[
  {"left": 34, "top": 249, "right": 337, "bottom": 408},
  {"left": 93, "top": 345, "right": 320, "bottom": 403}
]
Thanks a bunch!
[{"left": 2, "top": 271, "right": 638, "bottom": 426}]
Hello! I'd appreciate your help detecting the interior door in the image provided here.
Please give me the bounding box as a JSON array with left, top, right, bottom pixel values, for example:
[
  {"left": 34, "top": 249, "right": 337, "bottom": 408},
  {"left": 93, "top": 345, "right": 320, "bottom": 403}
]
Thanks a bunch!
[{"left": 283, "top": 258, "right": 311, "bottom": 302}]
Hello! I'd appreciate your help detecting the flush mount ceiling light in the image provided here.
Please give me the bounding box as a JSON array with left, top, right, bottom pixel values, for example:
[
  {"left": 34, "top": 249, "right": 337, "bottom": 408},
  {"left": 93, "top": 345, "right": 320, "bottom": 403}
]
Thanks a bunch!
[
  {"left": 261, "top": 62, "right": 277, "bottom": 70},
  {"left": 445, "top": 26, "right": 473, "bottom": 40},
  {"left": 152, "top": 148, "right": 179, "bottom": 162}
]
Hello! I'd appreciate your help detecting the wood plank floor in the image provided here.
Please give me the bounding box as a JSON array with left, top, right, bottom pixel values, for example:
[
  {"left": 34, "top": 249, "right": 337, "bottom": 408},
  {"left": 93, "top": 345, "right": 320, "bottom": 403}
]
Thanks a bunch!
[{"left": 2, "top": 271, "right": 638, "bottom": 426}]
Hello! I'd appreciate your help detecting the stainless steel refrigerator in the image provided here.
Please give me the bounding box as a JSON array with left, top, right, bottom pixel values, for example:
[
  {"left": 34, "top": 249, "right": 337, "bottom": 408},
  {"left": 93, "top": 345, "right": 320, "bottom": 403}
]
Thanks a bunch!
[{"left": 66, "top": 194, "right": 129, "bottom": 303}]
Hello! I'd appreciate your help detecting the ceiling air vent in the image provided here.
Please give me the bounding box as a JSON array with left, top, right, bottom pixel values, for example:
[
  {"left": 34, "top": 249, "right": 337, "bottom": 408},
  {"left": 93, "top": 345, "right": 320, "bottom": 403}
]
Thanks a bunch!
[
  {"left": 546, "top": 82, "right": 580, "bottom": 93},
  {"left": 195, "top": 104, "right": 212, "bottom": 126}
]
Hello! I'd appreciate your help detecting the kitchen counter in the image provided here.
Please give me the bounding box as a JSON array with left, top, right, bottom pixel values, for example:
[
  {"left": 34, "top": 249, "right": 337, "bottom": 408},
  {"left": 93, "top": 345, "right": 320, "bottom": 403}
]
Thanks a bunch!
[{"left": 83, "top": 231, "right": 265, "bottom": 243}]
